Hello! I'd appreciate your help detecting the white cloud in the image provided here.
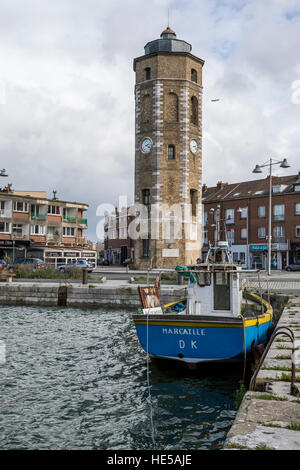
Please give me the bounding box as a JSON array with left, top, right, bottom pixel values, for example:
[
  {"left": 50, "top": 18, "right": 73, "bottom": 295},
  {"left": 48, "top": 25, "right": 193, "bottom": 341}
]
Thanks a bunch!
[{"left": 0, "top": 0, "right": 299, "bottom": 240}]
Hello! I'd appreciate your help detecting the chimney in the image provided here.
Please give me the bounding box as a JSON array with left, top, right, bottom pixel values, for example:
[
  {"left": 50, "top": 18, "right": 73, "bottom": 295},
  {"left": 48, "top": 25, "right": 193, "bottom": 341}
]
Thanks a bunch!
[
  {"left": 216, "top": 181, "right": 228, "bottom": 190},
  {"left": 202, "top": 183, "right": 208, "bottom": 193}
]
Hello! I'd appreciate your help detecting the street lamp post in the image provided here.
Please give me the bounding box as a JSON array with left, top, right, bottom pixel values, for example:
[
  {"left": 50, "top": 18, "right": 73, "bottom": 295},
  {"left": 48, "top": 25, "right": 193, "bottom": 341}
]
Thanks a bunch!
[{"left": 253, "top": 158, "right": 290, "bottom": 276}]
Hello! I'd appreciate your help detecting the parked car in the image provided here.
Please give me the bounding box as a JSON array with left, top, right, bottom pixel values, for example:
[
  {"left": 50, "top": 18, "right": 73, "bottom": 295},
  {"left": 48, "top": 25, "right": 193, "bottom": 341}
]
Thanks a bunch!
[
  {"left": 0, "top": 259, "right": 7, "bottom": 269},
  {"left": 13, "top": 258, "right": 45, "bottom": 268},
  {"left": 285, "top": 261, "right": 300, "bottom": 272},
  {"left": 97, "top": 258, "right": 109, "bottom": 266},
  {"left": 58, "top": 259, "right": 94, "bottom": 273}
]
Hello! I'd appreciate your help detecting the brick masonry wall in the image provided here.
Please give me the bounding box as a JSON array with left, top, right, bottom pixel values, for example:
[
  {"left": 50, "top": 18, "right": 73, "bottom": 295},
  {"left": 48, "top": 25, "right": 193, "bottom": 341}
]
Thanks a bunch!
[{"left": 134, "top": 51, "right": 204, "bottom": 269}]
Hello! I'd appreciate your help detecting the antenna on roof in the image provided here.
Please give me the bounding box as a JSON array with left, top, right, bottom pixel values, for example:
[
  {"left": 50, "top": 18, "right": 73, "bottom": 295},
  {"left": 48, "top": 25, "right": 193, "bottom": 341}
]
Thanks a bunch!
[{"left": 168, "top": 7, "right": 170, "bottom": 27}]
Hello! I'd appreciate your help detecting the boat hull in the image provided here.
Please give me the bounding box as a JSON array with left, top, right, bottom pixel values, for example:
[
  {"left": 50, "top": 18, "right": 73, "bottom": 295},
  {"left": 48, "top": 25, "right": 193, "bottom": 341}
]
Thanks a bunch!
[{"left": 133, "top": 314, "right": 272, "bottom": 364}]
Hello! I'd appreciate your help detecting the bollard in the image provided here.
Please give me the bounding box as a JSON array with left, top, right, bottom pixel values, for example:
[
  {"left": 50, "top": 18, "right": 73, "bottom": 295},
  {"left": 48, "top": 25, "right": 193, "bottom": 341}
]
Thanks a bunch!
[{"left": 82, "top": 268, "right": 88, "bottom": 285}]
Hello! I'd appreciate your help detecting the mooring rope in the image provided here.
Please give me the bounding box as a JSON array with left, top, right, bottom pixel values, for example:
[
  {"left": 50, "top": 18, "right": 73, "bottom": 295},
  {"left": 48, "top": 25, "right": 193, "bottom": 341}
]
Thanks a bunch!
[
  {"left": 146, "top": 313, "right": 157, "bottom": 449},
  {"left": 241, "top": 314, "right": 247, "bottom": 382}
]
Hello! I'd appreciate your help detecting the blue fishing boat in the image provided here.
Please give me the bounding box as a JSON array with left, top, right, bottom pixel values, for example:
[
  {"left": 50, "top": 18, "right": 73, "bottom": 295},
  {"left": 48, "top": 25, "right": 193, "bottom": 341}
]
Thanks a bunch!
[{"left": 132, "top": 242, "right": 273, "bottom": 365}]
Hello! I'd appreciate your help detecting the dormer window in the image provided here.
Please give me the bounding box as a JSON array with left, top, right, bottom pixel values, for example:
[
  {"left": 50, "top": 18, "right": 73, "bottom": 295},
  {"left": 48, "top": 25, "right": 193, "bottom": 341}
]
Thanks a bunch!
[
  {"left": 294, "top": 184, "right": 300, "bottom": 192},
  {"left": 272, "top": 184, "right": 287, "bottom": 193}
]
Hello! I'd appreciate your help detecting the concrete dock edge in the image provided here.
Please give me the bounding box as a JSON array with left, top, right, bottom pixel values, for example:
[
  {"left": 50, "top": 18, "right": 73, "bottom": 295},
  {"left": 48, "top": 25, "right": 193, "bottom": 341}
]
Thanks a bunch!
[{"left": 224, "top": 295, "right": 300, "bottom": 450}]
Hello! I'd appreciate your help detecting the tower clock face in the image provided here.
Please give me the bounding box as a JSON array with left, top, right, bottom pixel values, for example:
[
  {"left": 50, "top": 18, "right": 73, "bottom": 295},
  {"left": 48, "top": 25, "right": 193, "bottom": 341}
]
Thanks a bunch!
[
  {"left": 190, "top": 139, "right": 198, "bottom": 155},
  {"left": 141, "top": 137, "right": 153, "bottom": 154}
]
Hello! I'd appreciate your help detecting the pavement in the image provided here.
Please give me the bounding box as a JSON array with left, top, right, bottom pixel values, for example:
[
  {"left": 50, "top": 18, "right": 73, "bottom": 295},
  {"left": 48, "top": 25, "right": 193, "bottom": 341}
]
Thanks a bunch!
[
  {"left": 224, "top": 295, "right": 300, "bottom": 450},
  {"left": 7, "top": 269, "right": 300, "bottom": 293}
]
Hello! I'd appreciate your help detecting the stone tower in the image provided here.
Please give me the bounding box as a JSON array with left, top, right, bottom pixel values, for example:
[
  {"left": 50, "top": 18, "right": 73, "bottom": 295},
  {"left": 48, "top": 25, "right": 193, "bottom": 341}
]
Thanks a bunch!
[{"left": 133, "top": 27, "right": 204, "bottom": 269}]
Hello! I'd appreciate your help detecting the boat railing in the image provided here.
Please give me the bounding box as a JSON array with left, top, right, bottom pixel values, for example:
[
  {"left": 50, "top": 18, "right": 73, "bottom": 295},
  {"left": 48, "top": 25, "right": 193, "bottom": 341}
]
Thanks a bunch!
[{"left": 249, "top": 326, "right": 298, "bottom": 396}]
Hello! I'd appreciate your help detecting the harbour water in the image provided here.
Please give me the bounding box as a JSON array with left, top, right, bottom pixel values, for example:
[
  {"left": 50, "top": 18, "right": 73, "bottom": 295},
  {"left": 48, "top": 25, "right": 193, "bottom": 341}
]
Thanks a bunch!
[{"left": 0, "top": 305, "right": 244, "bottom": 450}]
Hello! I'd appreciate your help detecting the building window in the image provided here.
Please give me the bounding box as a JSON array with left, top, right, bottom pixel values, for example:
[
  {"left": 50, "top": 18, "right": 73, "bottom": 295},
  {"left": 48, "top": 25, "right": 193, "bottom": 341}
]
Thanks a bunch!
[
  {"left": 12, "top": 224, "right": 23, "bottom": 234},
  {"left": 258, "top": 227, "right": 266, "bottom": 238},
  {"left": 227, "top": 228, "right": 234, "bottom": 243},
  {"left": 191, "top": 69, "right": 197, "bottom": 83},
  {"left": 48, "top": 205, "right": 61, "bottom": 215},
  {"left": 13, "top": 201, "right": 28, "bottom": 212},
  {"left": 296, "top": 203, "right": 300, "bottom": 215},
  {"left": 190, "top": 96, "right": 198, "bottom": 125},
  {"left": 144, "top": 67, "right": 151, "bottom": 80},
  {"left": 165, "top": 92, "right": 178, "bottom": 122},
  {"left": 142, "top": 238, "right": 149, "bottom": 257},
  {"left": 258, "top": 206, "right": 265, "bottom": 218},
  {"left": 225, "top": 208, "right": 234, "bottom": 224},
  {"left": 0, "top": 222, "right": 10, "bottom": 233},
  {"left": 168, "top": 144, "right": 175, "bottom": 160},
  {"left": 241, "top": 228, "right": 247, "bottom": 239},
  {"left": 190, "top": 189, "right": 198, "bottom": 217},
  {"left": 31, "top": 204, "right": 40, "bottom": 216},
  {"left": 30, "top": 225, "right": 46, "bottom": 235},
  {"left": 240, "top": 207, "right": 248, "bottom": 219},
  {"left": 63, "top": 227, "right": 75, "bottom": 237},
  {"left": 296, "top": 226, "right": 300, "bottom": 237},
  {"left": 273, "top": 204, "right": 285, "bottom": 221},
  {"left": 273, "top": 225, "right": 285, "bottom": 240}
]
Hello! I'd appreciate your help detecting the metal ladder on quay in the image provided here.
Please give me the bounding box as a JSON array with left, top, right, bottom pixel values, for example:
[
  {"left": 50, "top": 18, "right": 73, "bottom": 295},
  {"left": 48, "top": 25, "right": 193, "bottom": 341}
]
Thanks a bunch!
[{"left": 249, "top": 326, "right": 299, "bottom": 397}]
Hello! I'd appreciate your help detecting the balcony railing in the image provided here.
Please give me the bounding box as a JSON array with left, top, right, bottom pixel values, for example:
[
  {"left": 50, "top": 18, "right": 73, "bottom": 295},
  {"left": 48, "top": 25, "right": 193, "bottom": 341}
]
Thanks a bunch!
[
  {"left": 12, "top": 232, "right": 29, "bottom": 240},
  {"left": 62, "top": 216, "right": 88, "bottom": 225},
  {"left": 76, "top": 237, "right": 88, "bottom": 246},
  {"left": 31, "top": 214, "right": 47, "bottom": 221},
  {"left": 63, "top": 216, "right": 77, "bottom": 223}
]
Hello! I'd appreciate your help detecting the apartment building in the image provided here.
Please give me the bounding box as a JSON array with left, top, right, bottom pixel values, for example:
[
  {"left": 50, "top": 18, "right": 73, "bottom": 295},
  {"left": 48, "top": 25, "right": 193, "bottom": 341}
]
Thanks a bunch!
[
  {"left": 202, "top": 173, "right": 300, "bottom": 270},
  {"left": 0, "top": 188, "right": 96, "bottom": 267},
  {"left": 104, "top": 207, "right": 135, "bottom": 265}
]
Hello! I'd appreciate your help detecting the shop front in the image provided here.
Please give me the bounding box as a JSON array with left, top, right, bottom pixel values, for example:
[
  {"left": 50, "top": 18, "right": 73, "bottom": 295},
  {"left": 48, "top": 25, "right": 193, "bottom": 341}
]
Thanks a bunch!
[
  {"left": 290, "top": 242, "right": 300, "bottom": 263},
  {"left": 250, "top": 244, "right": 268, "bottom": 270},
  {"left": 250, "top": 243, "right": 288, "bottom": 270}
]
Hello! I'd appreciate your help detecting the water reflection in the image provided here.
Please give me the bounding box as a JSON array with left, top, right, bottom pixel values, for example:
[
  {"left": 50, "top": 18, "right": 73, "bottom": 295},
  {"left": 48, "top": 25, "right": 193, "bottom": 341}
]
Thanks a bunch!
[{"left": 0, "top": 306, "right": 243, "bottom": 450}]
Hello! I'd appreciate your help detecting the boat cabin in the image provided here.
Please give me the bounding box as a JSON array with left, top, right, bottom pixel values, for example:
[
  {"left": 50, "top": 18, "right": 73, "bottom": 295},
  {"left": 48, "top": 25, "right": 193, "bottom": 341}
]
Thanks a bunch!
[{"left": 183, "top": 242, "right": 242, "bottom": 318}]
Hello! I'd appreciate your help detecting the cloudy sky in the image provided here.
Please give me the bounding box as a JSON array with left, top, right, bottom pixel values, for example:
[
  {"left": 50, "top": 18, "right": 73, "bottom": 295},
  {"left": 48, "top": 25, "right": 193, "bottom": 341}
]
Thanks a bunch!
[{"left": 0, "top": 0, "right": 299, "bottom": 241}]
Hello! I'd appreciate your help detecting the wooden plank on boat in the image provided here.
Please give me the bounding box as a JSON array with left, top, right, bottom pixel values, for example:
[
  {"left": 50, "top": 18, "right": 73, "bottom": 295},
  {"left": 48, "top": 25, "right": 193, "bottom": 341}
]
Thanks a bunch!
[{"left": 138, "top": 278, "right": 161, "bottom": 309}]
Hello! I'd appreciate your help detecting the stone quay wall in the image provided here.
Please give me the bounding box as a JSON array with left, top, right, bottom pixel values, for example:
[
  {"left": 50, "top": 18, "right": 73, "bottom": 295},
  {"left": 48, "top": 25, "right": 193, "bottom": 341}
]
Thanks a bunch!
[{"left": 0, "top": 284, "right": 187, "bottom": 308}]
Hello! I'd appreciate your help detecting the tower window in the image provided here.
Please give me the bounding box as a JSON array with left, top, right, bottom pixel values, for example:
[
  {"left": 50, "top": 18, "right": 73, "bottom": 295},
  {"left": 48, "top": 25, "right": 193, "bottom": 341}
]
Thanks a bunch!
[
  {"left": 145, "top": 67, "right": 151, "bottom": 80},
  {"left": 165, "top": 92, "right": 178, "bottom": 122},
  {"left": 190, "top": 189, "right": 198, "bottom": 217},
  {"left": 142, "top": 189, "right": 150, "bottom": 215},
  {"left": 191, "top": 69, "right": 197, "bottom": 83},
  {"left": 168, "top": 145, "right": 175, "bottom": 160},
  {"left": 142, "top": 238, "right": 150, "bottom": 257},
  {"left": 191, "top": 96, "right": 198, "bottom": 125},
  {"left": 141, "top": 94, "right": 152, "bottom": 123}
]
